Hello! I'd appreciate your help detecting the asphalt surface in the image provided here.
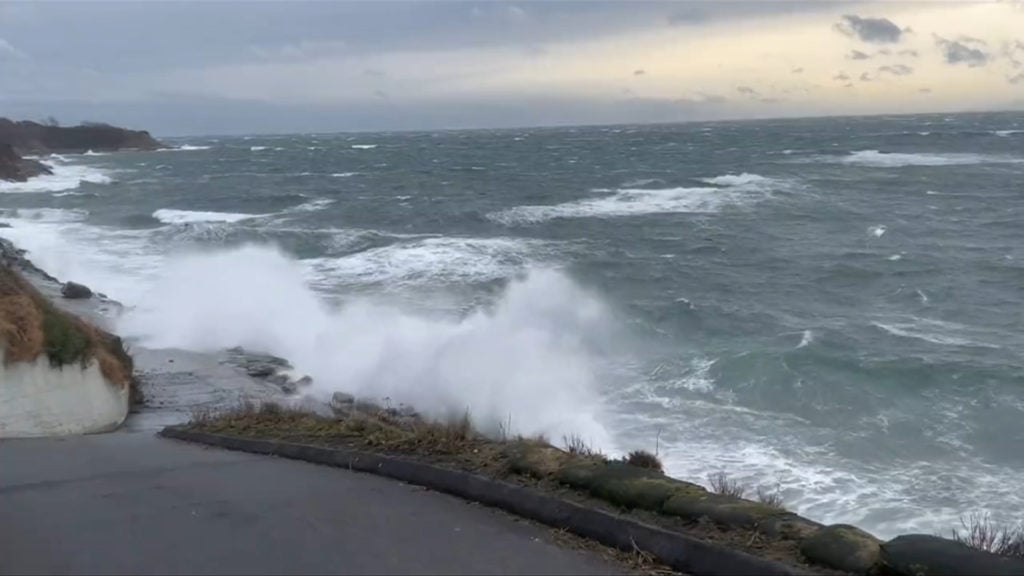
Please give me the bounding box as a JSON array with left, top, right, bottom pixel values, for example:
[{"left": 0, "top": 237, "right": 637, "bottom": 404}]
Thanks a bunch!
[{"left": 0, "top": 432, "right": 624, "bottom": 575}]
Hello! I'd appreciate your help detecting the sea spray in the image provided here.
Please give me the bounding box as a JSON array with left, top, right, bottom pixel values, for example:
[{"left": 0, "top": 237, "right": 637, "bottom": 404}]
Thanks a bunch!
[{"left": 117, "top": 245, "right": 616, "bottom": 447}]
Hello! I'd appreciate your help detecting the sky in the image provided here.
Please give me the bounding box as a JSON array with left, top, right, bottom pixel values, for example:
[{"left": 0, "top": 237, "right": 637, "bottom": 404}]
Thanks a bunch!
[{"left": 2, "top": 1, "right": 1024, "bottom": 135}]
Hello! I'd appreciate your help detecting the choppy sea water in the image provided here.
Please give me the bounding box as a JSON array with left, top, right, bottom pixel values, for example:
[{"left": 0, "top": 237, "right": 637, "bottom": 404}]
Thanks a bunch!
[{"left": 2, "top": 111, "right": 1023, "bottom": 538}]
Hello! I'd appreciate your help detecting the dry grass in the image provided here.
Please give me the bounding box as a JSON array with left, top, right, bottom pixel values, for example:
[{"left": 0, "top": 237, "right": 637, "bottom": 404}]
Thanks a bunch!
[
  {"left": 951, "top": 513, "right": 1024, "bottom": 558},
  {"left": 625, "top": 449, "right": 664, "bottom": 472},
  {"left": 707, "top": 471, "right": 747, "bottom": 499},
  {"left": 0, "top": 266, "right": 134, "bottom": 389},
  {"left": 562, "top": 433, "right": 605, "bottom": 459}
]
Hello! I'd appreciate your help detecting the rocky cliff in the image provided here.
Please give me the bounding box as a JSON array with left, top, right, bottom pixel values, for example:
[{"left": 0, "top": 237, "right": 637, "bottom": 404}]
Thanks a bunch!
[
  {"left": 0, "top": 118, "right": 162, "bottom": 155},
  {"left": 0, "top": 238, "right": 137, "bottom": 437},
  {"left": 0, "top": 143, "right": 52, "bottom": 182}
]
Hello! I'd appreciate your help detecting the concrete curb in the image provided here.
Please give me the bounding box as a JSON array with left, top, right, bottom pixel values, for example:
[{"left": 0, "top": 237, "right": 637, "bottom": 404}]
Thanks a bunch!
[{"left": 159, "top": 426, "right": 810, "bottom": 576}]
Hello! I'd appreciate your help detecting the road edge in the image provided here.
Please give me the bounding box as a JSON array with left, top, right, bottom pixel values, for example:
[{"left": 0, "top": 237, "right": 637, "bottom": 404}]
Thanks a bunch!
[{"left": 159, "top": 425, "right": 809, "bottom": 576}]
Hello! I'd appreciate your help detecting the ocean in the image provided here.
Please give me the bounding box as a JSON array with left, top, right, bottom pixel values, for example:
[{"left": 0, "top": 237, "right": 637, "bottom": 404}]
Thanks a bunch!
[{"left": 2, "top": 111, "right": 1023, "bottom": 539}]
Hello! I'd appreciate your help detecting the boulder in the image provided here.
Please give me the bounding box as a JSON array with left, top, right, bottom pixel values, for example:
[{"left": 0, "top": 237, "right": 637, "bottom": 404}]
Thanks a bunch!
[
  {"left": 330, "top": 392, "right": 355, "bottom": 416},
  {"left": 800, "top": 524, "right": 881, "bottom": 574},
  {"left": 881, "top": 534, "right": 1024, "bottom": 576},
  {"left": 0, "top": 143, "right": 52, "bottom": 182},
  {"left": 662, "top": 491, "right": 786, "bottom": 530},
  {"left": 60, "top": 281, "right": 93, "bottom": 299}
]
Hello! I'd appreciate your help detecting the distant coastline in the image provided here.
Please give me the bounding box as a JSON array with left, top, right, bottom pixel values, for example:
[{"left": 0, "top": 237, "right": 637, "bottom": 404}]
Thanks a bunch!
[{"left": 0, "top": 118, "right": 161, "bottom": 182}]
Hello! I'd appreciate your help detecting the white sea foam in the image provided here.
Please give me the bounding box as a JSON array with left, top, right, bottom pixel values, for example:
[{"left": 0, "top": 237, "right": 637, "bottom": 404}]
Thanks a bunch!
[
  {"left": 490, "top": 186, "right": 756, "bottom": 224},
  {"left": 836, "top": 150, "right": 1022, "bottom": 167},
  {"left": 0, "top": 208, "right": 89, "bottom": 223},
  {"left": 306, "top": 237, "right": 545, "bottom": 287},
  {"left": 700, "top": 173, "right": 774, "bottom": 187},
  {"left": 351, "top": 144, "right": 377, "bottom": 150},
  {"left": 797, "top": 330, "right": 815, "bottom": 348},
  {"left": 83, "top": 150, "right": 108, "bottom": 156},
  {"left": 994, "top": 130, "right": 1023, "bottom": 137},
  {"left": 250, "top": 146, "right": 268, "bottom": 151},
  {"left": 331, "top": 172, "right": 359, "bottom": 178},
  {"left": 869, "top": 225, "right": 886, "bottom": 238},
  {"left": 888, "top": 254, "right": 903, "bottom": 261},
  {"left": 872, "top": 318, "right": 1001, "bottom": 349},
  {"left": 0, "top": 159, "right": 112, "bottom": 194},
  {"left": 159, "top": 144, "right": 212, "bottom": 151},
  {"left": 117, "top": 245, "right": 614, "bottom": 444},
  {"left": 152, "top": 209, "right": 264, "bottom": 225}
]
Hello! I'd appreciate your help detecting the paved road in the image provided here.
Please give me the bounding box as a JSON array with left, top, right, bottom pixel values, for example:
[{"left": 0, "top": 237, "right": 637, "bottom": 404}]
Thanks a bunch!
[{"left": 0, "top": 432, "right": 623, "bottom": 575}]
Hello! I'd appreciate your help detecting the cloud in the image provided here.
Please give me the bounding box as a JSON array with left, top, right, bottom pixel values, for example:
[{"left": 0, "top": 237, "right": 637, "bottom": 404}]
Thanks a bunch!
[
  {"left": 918, "top": 87, "right": 932, "bottom": 94},
  {"left": 791, "top": 67, "right": 804, "bottom": 74},
  {"left": 633, "top": 68, "right": 646, "bottom": 76},
  {"left": 373, "top": 89, "right": 389, "bottom": 100},
  {"left": 860, "top": 72, "right": 873, "bottom": 82},
  {"left": 833, "top": 72, "right": 851, "bottom": 82},
  {"left": 898, "top": 49, "right": 919, "bottom": 58},
  {"left": 834, "top": 15, "right": 904, "bottom": 44},
  {"left": 1009, "top": 72, "right": 1024, "bottom": 84},
  {"left": 848, "top": 49, "right": 871, "bottom": 60},
  {"left": 878, "top": 64, "right": 914, "bottom": 76},
  {"left": 935, "top": 36, "right": 990, "bottom": 67},
  {"left": 0, "top": 38, "right": 27, "bottom": 60},
  {"left": 736, "top": 85, "right": 759, "bottom": 96}
]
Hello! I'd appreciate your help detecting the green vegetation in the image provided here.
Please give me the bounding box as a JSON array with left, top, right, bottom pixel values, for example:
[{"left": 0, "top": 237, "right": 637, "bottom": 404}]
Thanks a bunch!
[{"left": 40, "top": 302, "right": 91, "bottom": 368}]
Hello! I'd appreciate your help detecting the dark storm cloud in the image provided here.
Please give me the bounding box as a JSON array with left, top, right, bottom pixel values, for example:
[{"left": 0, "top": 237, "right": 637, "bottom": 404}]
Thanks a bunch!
[
  {"left": 834, "top": 15, "right": 904, "bottom": 44},
  {"left": 848, "top": 50, "right": 871, "bottom": 61},
  {"left": 935, "top": 36, "right": 990, "bottom": 67},
  {"left": 878, "top": 64, "right": 913, "bottom": 76}
]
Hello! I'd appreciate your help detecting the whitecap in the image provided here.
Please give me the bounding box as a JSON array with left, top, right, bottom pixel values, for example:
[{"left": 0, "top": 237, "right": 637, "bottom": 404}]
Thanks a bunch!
[
  {"left": 152, "top": 209, "right": 265, "bottom": 225},
  {"left": 835, "top": 150, "right": 1022, "bottom": 168},
  {"left": 351, "top": 144, "right": 377, "bottom": 150},
  {"left": 888, "top": 254, "right": 902, "bottom": 261},
  {"left": 872, "top": 318, "right": 1000, "bottom": 349},
  {"left": 0, "top": 208, "right": 89, "bottom": 223},
  {"left": 159, "top": 144, "right": 212, "bottom": 151},
  {"left": 250, "top": 146, "right": 268, "bottom": 151},
  {"left": 306, "top": 237, "right": 548, "bottom": 286},
  {"left": 797, "top": 330, "right": 815, "bottom": 349},
  {"left": 993, "top": 130, "right": 1023, "bottom": 137},
  {"left": 331, "top": 172, "right": 359, "bottom": 178},
  {"left": 0, "top": 159, "right": 112, "bottom": 194},
  {"left": 869, "top": 225, "right": 886, "bottom": 238},
  {"left": 489, "top": 184, "right": 765, "bottom": 224},
  {"left": 700, "top": 173, "right": 776, "bottom": 188}
]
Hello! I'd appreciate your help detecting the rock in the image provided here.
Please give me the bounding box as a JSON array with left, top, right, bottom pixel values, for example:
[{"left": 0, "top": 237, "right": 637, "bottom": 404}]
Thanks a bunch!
[
  {"left": 244, "top": 364, "right": 277, "bottom": 378},
  {"left": 330, "top": 392, "right": 355, "bottom": 416},
  {"left": 0, "top": 143, "right": 52, "bottom": 182},
  {"left": 61, "top": 281, "right": 93, "bottom": 299},
  {"left": 0, "top": 223, "right": 11, "bottom": 228},
  {"left": 800, "top": 524, "right": 881, "bottom": 574},
  {"left": 661, "top": 491, "right": 786, "bottom": 530},
  {"left": 881, "top": 534, "right": 1024, "bottom": 576}
]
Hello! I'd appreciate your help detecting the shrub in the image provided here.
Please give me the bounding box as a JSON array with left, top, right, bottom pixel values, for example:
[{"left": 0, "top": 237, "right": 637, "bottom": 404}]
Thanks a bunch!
[
  {"left": 755, "top": 484, "right": 785, "bottom": 509},
  {"left": 707, "top": 471, "right": 746, "bottom": 498},
  {"left": 624, "top": 449, "right": 663, "bottom": 472},
  {"left": 951, "top": 513, "right": 1024, "bottom": 558}
]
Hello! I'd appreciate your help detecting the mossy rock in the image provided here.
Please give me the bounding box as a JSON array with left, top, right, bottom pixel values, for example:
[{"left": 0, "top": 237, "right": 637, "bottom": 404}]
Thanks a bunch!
[
  {"left": 505, "top": 442, "right": 571, "bottom": 478},
  {"left": 555, "top": 460, "right": 607, "bottom": 490},
  {"left": 662, "top": 491, "right": 784, "bottom": 529},
  {"left": 587, "top": 463, "right": 705, "bottom": 511},
  {"left": 881, "top": 534, "right": 1024, "bottom": 576},
  {"left": 760, "top": 513, "right": 824, "bottom": 540},
  {"left": 800, "top": 524, "right": 881, "bottom": 574}
]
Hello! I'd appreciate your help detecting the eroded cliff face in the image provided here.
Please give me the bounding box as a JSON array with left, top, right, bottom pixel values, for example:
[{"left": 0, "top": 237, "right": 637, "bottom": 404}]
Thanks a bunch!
[{"left": 0, "top": 255, "right": 136, "bottom": 437}]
